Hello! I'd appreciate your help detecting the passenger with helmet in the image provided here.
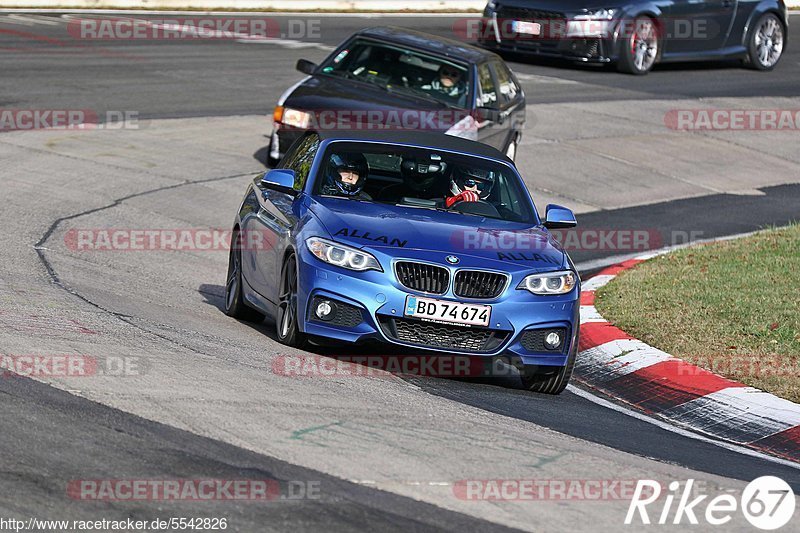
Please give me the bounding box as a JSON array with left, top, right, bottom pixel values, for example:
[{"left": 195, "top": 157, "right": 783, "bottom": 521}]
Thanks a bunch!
[
  {"left": 321, "top": 152, "right": 372, "bottom": 200},
  {"left": 445, "top": 167, "right": 495, "bottom": 208}
]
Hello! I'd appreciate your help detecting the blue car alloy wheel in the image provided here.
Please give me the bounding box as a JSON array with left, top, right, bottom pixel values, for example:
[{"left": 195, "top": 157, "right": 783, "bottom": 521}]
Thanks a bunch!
[{"left": 228, "top": 130, "right": 581, "bottom": 394}]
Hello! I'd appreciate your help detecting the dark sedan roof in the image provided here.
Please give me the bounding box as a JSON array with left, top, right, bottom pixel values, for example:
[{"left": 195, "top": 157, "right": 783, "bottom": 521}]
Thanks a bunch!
[
  {"left": 353, "top": 26, "right": 499, "bottom": 65},
  {"left": 316, "top": 130, "right": 512, "bottom": 163}
]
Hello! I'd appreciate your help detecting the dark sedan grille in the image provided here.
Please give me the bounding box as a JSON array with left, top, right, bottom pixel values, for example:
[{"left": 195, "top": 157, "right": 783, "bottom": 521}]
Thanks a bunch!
[
  {"left": 453, "top": 270, "right": 508, "bottom": 299},
  {"left": 496, "top": 6, "right": 565, "bottom": 22},
  {"left": 495, "top": 6, "right": 566, "bottom": 45},
  {"left": 395, "top": 261, "right": 449, "bottom": 295},
  {"left": 379, "top": 316, "right": 509, "bottom": 353}
]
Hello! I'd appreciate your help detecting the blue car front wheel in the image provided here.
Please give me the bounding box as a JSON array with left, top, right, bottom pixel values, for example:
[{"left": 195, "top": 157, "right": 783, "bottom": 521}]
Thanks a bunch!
[
  {"left": 520, "top": 341, "right": 577, "bottom": 395},
  {"left": 276, "top": 254, "right": 307, "bottom": 348}
]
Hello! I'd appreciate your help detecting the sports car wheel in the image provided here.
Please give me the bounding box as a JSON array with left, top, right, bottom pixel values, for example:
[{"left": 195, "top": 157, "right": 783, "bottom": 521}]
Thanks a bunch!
[
  {"left": 276, "top": 254, "right": 307, "bottom": 348},
  {"left": 520, "top": 338, "right": 578, "bottom": 395},
  {"left": 746, "top": 13, "right": 784, "bottom": 71},
  {"left": 224, "top": 230, "right": 266, "bottom": 322},
  {"left": 618, "top": 16, "right": 659, "bottom": 75}
]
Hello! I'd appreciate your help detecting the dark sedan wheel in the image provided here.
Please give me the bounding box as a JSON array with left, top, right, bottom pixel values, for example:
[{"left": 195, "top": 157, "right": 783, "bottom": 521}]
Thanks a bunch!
[
  {"left": 747, "top": 13, "right": 785, "bottom": 71},
  {"left": 520, "top": 339, "right": 578, "bottom": 395},
  {"left": 276, "top": 254, "right": 307, "bottom": 348},
  {"left": 225, "top": 230, "right": 266, "bottom": 322},
  {"left": 618, "top": 17, "right": 659, "bottom": 75}
]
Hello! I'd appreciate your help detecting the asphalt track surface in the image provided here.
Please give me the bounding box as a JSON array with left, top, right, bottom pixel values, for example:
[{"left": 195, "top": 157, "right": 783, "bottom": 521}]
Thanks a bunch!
[{"left": 1, "top": 12, "right": 800, "bottom": 532}]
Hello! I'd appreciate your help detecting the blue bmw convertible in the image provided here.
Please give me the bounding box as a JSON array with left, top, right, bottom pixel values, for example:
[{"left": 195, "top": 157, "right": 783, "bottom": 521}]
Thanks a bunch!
[{"left": 225, "top": 130, "right": 580, "bottom": 394}]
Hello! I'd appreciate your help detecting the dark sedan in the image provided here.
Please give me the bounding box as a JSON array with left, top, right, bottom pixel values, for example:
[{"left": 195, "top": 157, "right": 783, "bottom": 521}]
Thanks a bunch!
[
  {"left": 268, "top": 27, "right": 526, "bottom": 165},
  {"left": 477, "top": 0, "right": 789, "bottom": 74}
]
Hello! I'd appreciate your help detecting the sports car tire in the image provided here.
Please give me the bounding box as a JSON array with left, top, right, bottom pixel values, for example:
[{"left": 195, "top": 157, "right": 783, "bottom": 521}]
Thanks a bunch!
[
  {"left": 224, "top": 230, "right": 266, "bottom": 322},
  {"left": 746, "top": 13, "right": 785, "bottom": 71},
  {"left": 617, "top": 16, "right": 659, "bottom": 75},
  {"left": 276, "top": 254, "right": 307, "bottom": 348},
  {"left": 520, "top": 337, "right": 578, "bottom": 395}
]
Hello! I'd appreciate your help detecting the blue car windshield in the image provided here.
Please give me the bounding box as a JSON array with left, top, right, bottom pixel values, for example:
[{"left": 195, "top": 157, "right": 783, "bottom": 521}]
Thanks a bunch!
[
  {"left": 313, "top": 142, "right": 537, "bottom": 224},
  {"left": 319, "top": 39, "right": 471, "bottom": 109}
]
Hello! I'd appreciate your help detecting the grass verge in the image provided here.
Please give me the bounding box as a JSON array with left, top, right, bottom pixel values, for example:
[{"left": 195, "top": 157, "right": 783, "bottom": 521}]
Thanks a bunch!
[{"left": 596, "top": 224, "right": 800, "bottom": 402}]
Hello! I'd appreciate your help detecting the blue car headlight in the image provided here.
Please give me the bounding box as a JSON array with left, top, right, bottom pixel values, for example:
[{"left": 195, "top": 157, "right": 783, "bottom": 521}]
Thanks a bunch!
[
  {"left": 518, "top": 270, "right": 578, "bottom": 295},
  {"left": 306, "top": 237, "right": 382, "bottom": 272}
]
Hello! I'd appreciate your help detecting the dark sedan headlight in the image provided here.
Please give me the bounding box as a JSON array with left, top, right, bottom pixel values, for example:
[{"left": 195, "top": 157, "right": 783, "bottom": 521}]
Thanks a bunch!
[
  {"left": 573, "top": 8, "right": 617, "bottom": 20},
  {"left": 518, "top": 270, "right": 578, "bottom": 295},
  {"left": 306, "top": 237, "right": 382, "bottom": 272},
  {"left": 273, "top": 106, "right": 312, "bottom": 129}
]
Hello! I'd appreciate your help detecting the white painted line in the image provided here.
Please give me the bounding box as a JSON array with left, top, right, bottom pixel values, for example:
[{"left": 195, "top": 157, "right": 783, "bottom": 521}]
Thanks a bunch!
[
  {"left": 6, "top": 9, "right": 481, "bottom": 17},
  {"left": 514, "top": 73, "right": 581, "bottom": 85},
  {"left": 7, "top": 14, "right": 61, "bottom": 25},
  {"left": 661, "top": 387, "right": 800, "bottom": 441},
  {"left": 567, "top": 384, "right": 800, "bottom": 470},
  {"left": 235, "top": 38, "right": 334, "bottom": 50},
  {"left": 0, "top": 15, "right": 36, "bottom": 25},
  {"left": 581, "top": 274, "right": 615, "bottom": 291},
  {"left": 576, "top": 339, "right": 673, "bottom": 379},
  {"left": 578, "top": 305, "right": 605, "bottom": 323}
]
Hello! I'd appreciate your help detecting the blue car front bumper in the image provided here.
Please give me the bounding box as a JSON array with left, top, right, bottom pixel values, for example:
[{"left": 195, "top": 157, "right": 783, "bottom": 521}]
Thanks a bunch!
[{"left": 295, "top": 244, "right": 579, "bottom": 368}]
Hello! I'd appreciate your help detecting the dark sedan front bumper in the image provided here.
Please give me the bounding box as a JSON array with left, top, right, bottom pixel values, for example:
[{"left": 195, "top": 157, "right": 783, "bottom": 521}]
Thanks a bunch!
[
  {"left": 477, "top": 13, "right": 619, "bottom": 64},
  {"left": 268, "top": 124, "right": 305, "bottom": 164}
]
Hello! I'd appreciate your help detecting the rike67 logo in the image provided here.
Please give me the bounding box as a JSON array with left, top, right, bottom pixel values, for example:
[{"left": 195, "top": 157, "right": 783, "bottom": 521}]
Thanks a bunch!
[{"left": 626, "top": 477, "right": 795, "bottom": 529}]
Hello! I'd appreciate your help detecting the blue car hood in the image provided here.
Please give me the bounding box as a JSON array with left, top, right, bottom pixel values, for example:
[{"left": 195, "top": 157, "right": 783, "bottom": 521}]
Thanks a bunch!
[{"left": 308, "top": 196, "right": 566, "bottom": 270}]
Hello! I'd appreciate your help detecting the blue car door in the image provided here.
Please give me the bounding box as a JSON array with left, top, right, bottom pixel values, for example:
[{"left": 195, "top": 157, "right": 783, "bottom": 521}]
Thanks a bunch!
[{"left": 244, "top": 133, "right": 319, "bottom": 302}]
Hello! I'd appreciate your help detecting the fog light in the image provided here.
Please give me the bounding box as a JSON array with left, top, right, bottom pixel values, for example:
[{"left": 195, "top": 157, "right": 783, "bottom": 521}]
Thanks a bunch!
[
  {"left": 315, "top": 300, "right": 333, "bottom": 320},
  {"left": 544, "top": 331, "right": 562, "bottom": 350}
]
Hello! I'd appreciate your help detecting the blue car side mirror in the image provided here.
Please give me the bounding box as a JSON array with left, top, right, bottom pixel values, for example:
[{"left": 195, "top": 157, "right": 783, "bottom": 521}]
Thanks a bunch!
[
  {"left": 543, "top": 204, "right": 577, "bottom": 229},
  {"left": 261, "top": 169, "right": 298, "bottom": 196}
]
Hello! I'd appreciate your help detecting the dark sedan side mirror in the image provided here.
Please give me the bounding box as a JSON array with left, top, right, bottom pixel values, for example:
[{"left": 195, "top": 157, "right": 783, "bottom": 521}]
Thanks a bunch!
[
  {"left": 261, "top": 169, "right": 298, "bottom": 196},
  {"left": 543, "top": 204, "right": 577, "bottom": 229},
  {"left": 296, "top": 59, "right": 318, "bottom": 75}
]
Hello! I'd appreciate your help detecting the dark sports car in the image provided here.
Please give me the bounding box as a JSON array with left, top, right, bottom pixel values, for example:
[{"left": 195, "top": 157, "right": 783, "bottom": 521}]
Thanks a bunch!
[
  {"left": 226, "top": 130, "right": 581, "bottom": 394},
  {"left": 269, "top": 27, "right": 526, "bottom": 165},
  {"left": 477, "top": 0, "right": 789, "bottom": 74}
]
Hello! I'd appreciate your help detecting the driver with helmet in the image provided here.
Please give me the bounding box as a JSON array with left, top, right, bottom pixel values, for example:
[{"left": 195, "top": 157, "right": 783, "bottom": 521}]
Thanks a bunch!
[
  {"left": 321, "top": 152, "right": 372, "bottom": 200},
  {"left": 445, "top": 167, "right": 495, "bottom": 208}
]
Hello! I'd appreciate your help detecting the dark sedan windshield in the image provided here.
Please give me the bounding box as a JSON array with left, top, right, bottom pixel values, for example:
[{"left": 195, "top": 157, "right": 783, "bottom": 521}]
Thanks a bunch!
[
  {"left": 319, "top": 39, "right": 471, "bottom": 109},
  {"left": 313, "top": 142, "right": 536, "bottom": 224}
]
